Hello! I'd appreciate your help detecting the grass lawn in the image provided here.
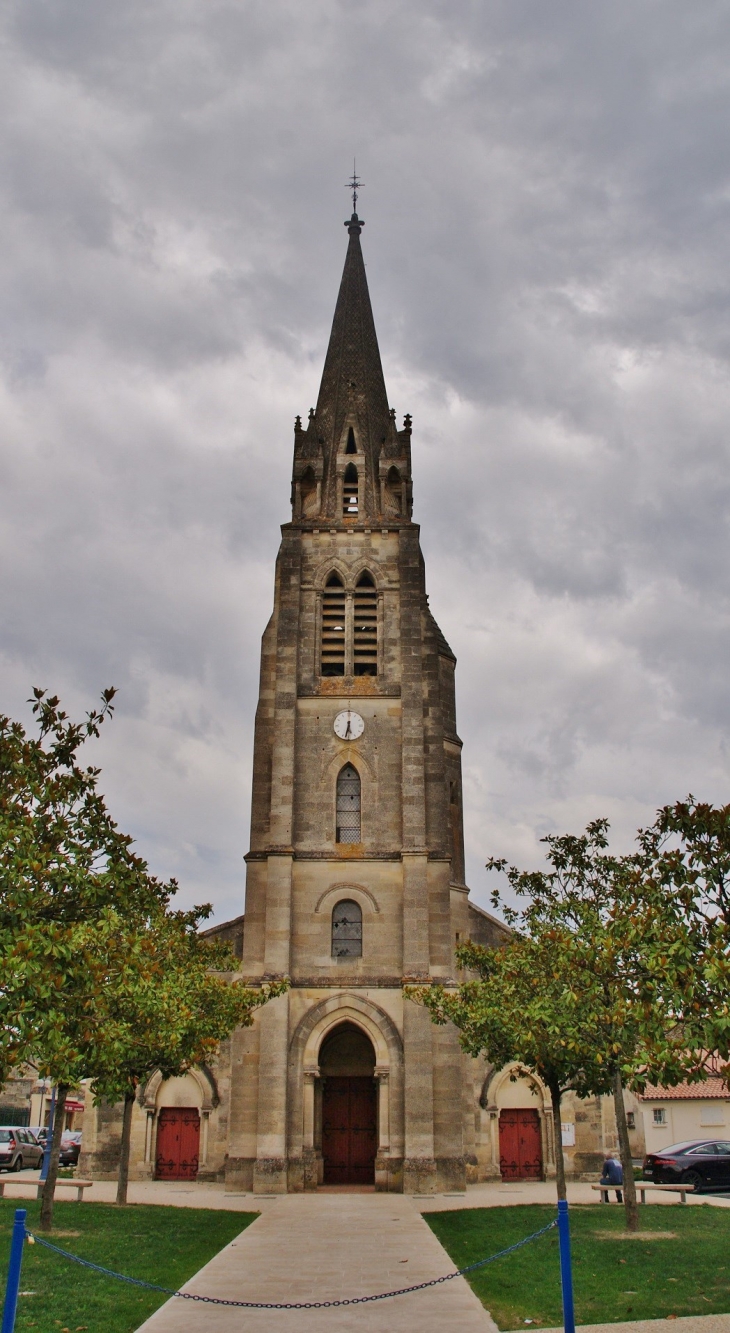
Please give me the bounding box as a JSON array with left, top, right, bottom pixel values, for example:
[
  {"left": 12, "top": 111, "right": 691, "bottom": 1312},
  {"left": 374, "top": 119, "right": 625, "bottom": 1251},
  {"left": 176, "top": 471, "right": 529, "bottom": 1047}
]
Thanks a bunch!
[
  {"left": 0, "top": 1199, "right": 257, "bottom": 1333},
  {"left": 426, "top": 1203, "right": 730, "bottom": 1330}
]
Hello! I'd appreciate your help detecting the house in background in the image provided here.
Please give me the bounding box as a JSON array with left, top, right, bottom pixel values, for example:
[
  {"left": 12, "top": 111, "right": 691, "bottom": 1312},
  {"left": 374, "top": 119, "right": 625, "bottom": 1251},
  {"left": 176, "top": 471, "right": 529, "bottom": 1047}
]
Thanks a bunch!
[{"left": 639, "top": 1060, "right": 730, "bottom": 1155}]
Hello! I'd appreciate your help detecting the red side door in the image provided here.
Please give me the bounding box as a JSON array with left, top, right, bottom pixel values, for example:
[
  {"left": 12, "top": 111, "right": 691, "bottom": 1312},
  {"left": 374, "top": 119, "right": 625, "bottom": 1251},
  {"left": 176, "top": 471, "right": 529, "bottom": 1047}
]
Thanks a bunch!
[
  {"left": 155, "top": 1107, "right": 200, "bottom": 1180},
  {"left": 499, "top": 1109, "right": 543, "bottom": 1180},
  {"left": 322, "top": 1077, "right": 376, "bottom": 1184}
]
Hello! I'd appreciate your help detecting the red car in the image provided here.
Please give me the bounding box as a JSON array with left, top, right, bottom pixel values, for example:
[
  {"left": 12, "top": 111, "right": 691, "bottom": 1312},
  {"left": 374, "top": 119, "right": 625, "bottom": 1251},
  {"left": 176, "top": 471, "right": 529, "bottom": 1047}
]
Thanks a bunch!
[{"left": 643, "top": 1139, "right": 730, "bottom": 1192}]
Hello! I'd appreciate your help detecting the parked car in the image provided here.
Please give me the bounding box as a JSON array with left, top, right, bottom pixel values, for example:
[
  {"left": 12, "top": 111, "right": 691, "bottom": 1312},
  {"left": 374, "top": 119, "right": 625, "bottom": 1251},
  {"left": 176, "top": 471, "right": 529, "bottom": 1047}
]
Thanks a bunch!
[
  {"left": 0, "top": 1127, "right": 45, "bottom": 1172},
  {"left": 643, "top": 1139, "right": 730, "bottom": 1191},
  {"left": 59, "top": 1132, "right": 82, "bottom": 1167}
]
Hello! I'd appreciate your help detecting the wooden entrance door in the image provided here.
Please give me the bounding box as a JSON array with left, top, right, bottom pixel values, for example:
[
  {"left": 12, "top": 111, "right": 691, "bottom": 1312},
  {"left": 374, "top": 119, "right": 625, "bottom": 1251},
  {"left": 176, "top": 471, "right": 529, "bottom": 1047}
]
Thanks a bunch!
[
  {"left": 322, "top": 1077, "right": 377, "bottom": 1184},
  {"left": 155, "top": 1107, "right": 200, "bottom": 1180},
  {"left": 499, "top": 1109, "right": 543, "bottom": 1180}
]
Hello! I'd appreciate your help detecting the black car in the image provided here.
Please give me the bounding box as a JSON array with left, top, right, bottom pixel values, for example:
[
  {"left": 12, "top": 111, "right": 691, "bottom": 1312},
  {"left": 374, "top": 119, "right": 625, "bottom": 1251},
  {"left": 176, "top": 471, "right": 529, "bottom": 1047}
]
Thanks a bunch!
[
  {"left": 59, "top": 1133, "right": 81, "bottom": 1167},
  {"left": 643, "top": 1139, "right": 730, "bottom": 1191}
]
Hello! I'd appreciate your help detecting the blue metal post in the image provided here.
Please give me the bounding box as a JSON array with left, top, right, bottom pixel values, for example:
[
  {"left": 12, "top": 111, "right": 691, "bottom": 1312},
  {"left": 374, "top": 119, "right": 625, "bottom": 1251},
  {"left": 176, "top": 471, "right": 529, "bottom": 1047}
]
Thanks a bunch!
[
  {"left": 557, "top": 1199, "right": 576, "bottom": 1333},
  {"left": 1, "top": 1209, "right": 27, "bottom": 1333},
  {"left": 39, "top": 1086, "right": 56, "bottom": 1183}
]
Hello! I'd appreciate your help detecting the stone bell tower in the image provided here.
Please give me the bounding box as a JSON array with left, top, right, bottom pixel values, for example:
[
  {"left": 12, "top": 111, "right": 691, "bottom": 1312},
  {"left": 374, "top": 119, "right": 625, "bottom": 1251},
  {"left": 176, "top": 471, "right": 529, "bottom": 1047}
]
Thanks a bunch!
[{"left": 225, "top": 204, "right": 494, "bottom": 1195}]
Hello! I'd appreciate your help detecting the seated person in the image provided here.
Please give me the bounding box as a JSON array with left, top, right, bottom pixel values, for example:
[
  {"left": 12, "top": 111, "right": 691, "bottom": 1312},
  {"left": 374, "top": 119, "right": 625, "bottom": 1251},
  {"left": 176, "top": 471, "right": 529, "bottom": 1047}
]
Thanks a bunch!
[{"left": 600, "top": 1152, "right": 623, "bottom": 1202}]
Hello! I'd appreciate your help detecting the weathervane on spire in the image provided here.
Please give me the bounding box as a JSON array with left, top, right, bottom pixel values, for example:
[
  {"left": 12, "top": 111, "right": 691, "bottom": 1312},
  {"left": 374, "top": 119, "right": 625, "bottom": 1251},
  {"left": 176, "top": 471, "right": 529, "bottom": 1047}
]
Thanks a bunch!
[{"left": 346, "top": 160, "right": 363, "bottom": 212}]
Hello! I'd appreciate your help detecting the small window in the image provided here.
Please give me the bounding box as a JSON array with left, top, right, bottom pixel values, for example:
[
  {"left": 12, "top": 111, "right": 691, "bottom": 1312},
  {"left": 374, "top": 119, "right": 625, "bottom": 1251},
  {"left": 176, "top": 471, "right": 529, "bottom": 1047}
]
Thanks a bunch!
[
  {"left": 626, "top": 1111, "right": 635, "bottom": 1130},
  {"left": 332, "top": 899, "right": 362, "bottom": 957},
  {"left": 336, "top": 763, "right": 361, "bottom": 843},
  {"left": 346, "top": 427, "right": 357, "bottom": 454},
  {"left": 353, "top": 572, "right": 377, "bottom": 676},
  {"left": 343, "top": 463, "right": 359, "bottom": 516},
  {"left": 321, "top": 574, "right": 345, "bottom": 677},
  {"left": 653, "top": 1108, "right": 666, "bottom": 1125}
]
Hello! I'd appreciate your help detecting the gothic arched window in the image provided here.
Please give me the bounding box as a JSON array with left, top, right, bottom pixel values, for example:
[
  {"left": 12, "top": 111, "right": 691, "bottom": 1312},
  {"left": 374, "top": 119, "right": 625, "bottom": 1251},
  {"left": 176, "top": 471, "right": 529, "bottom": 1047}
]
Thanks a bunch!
[
  {"left": 384, "top": 465, "right": 402, "bottom": 517},
  {"left": 321, "top": 574, "right": 345, "bottom": 676},
  {"left": 332, "top": 899, "right": 362, "bottom": 957},
  {"left": 300, "top": 466, "right": 318, "bottom": 517},
  {"left": 353, "top": 572, "right": 377, "bottom": 676},
  {"left": 336, "top": 763, "right": 361, "bottom": 843},
  {"left": 343, "top": 463, "right": 359, "bottom": 516}
]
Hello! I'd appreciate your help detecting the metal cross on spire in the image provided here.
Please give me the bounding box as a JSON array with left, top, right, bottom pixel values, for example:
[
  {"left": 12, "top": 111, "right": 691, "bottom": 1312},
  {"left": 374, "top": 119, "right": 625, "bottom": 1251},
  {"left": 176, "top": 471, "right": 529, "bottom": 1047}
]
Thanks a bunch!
[{"left": 346, "top": 161, "right": 363, "bottom": 212}]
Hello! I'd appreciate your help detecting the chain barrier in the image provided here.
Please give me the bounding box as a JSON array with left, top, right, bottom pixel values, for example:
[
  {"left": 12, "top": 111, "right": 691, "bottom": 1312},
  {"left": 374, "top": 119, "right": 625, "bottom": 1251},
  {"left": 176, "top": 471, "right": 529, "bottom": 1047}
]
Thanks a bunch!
[{"left": 25, "top": 1215, "right": 558, "bottom": 1310}]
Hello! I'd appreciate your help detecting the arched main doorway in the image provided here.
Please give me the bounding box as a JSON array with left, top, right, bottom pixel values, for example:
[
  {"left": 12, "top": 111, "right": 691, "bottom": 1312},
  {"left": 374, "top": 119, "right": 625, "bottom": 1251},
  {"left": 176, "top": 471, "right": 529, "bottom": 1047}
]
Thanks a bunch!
[{"left": 320, "top": 1022, "right": 377, "bottom": 1185}]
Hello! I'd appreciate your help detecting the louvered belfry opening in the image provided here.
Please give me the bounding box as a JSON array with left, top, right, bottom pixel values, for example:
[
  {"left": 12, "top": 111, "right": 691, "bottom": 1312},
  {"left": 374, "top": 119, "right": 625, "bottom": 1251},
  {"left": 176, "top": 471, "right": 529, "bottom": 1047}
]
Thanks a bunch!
[
  {"left": 353, "top": 572, "right": 377, "bottom": 676},
  {"left": 321, "top": 574, "right": 346, "bottom": 676},
  {"left": 331, "top": 899, "right": 363, "bottom": 957},
  {"left": 336, "top": 763, "right": 361, "bottom": 843},
  {"left": 345, "top": 427, "right": 357, "bottom": 454},
  {"left": 343, "top": 463, "right": 359, "bottom": 515}
]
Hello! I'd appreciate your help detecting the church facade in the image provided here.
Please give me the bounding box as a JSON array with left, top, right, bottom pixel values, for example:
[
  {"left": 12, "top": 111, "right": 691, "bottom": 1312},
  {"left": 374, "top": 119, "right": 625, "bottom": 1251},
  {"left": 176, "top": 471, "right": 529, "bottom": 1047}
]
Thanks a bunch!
[
  {"left": 78, "top": 209, "right": 647, "bottom": 1191},
  {"left": 224, "top": 205, "right": 508, "bottom": 1194}
]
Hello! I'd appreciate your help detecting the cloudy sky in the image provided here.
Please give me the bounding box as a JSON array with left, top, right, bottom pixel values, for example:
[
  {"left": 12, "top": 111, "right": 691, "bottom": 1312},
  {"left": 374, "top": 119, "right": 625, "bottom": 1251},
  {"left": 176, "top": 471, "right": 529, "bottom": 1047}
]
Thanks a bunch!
[{"left": 1, "top": 0, "right": 729, "bottom": 923}]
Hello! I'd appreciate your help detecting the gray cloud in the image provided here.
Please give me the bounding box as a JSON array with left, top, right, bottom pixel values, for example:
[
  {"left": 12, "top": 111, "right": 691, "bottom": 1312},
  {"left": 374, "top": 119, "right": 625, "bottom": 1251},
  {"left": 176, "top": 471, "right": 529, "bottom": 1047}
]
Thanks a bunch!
[{"left": 1, "top": 0, "right": 729, "bottom": 919}]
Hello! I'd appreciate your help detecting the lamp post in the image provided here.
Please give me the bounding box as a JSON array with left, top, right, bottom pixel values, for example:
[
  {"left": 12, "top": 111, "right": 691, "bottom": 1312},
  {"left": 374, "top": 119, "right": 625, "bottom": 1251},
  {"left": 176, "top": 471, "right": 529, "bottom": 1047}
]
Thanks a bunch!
[{"left": 39, "top": 1086, "right": 56, "bottom": 1184}]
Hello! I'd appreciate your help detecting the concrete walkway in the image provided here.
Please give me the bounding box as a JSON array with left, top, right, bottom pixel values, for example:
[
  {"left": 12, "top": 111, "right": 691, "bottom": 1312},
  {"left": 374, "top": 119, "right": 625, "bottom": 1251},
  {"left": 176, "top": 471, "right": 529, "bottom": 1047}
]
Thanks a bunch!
[
  {"left": 7, "top": 1172, "right": 730, "bottom": 1211},
  {"left": 135, "top": 1191, "right": 498, "bottom": 1333}
]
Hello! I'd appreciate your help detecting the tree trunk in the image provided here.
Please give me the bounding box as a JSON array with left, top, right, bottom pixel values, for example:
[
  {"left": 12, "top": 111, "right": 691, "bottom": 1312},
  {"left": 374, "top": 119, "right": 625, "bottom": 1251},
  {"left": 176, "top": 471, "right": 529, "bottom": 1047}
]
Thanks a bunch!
[
  {"left": 116, "top": 1091, "right": 135, "bottom": 1206},
  {"left": 549, "top": 1081, "right": 568, "bottom": 1201},
  {"left": 613, "top": 1068, "right": 639, "bottom": 1232},
  {"left": 39, "top": 1084, "right": 68, "bottom": 1231}
]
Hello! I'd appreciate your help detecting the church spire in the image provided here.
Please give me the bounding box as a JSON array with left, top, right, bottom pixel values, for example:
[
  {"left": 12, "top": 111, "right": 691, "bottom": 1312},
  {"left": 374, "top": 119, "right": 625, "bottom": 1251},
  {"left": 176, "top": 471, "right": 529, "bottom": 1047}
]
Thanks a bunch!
[{"left": 292, "top": 199, "right": 412, "bottom": 525}]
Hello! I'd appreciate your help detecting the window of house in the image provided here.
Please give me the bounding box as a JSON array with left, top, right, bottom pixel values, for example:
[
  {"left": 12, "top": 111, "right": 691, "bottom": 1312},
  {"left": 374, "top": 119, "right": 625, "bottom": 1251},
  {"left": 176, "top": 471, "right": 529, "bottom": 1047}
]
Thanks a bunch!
[
  {"left": 626, "top": 1111, "right": 635, "bottom": 1130},
  {"left": 700, "top": 1104, "right": 725, "bottom": 1126},
  {"left": 353, "top": 572, "right": 377, "bottom": 675},
  {"left": 321, "top": 574, "right": 346, "bottom": 676},
  {"left": 343, "top": 463, "right": 359, "bottom": 515},
  {"left": 336, "top": 763, "right": 361, "bottom": 843},
  {"left": 332, "top": 899, "right": 362, "bottom": 957},
  {"left": 653, "top": 1108, "right": 666, "bottom": 1125}
]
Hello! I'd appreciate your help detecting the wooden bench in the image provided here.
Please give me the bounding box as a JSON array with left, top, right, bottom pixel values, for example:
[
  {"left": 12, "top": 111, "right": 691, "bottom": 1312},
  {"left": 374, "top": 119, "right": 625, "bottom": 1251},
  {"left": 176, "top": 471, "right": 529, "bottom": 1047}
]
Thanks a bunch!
[
  {"left": 591, "top": 1182, "right": 691, "bottom": 1204},
  {"left": 0, "top": 1177, "right": 94, "bottom": 1203}
]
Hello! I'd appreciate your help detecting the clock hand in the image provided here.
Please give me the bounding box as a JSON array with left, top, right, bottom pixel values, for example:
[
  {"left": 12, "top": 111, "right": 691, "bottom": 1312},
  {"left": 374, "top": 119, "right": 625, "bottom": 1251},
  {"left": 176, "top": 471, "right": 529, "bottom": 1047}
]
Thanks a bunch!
[{"left": 345, "top": 720, "right": 351, "bottom": 738}]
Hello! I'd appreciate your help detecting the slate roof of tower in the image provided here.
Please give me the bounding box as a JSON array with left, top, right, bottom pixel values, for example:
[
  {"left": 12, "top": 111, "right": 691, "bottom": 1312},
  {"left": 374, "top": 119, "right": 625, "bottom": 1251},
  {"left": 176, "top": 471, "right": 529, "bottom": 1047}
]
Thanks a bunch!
[{"left": 313, "top": 212, "right": 391, "bottom": 455}]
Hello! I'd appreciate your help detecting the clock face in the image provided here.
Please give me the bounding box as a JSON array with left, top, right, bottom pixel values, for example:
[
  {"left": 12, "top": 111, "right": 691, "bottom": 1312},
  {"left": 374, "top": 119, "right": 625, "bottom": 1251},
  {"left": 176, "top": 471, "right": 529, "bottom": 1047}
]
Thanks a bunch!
[{"left": 333, "top": 710, "right": 364, "bottom": 741}]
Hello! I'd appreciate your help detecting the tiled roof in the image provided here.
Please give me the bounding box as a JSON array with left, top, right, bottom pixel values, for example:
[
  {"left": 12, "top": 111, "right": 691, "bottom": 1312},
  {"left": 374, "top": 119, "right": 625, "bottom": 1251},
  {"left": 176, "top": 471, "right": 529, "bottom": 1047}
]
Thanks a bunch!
[{"left": 639, "top": 1078, "right": 730, "bottom": 1101}]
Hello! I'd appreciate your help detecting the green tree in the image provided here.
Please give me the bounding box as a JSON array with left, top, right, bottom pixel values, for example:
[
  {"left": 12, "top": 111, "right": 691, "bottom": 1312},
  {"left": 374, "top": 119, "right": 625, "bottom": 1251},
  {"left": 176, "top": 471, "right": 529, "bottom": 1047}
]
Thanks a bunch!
[
  {"left": 0, "top": 688, "right": 177, "bottom": 1225},
  {"left": 85, "top": 909, "right": 287, "bottom": 1205},
  {"left": 0, "top": 688, "right": 171, "bottom": 1085},
  {"left": 412, "top": 928, "right": 617, "bottom": 1204},
  {"left": 0, "top": 690, "right": 285, "bottom": 1226},
  {"left": 413, "top": 821, "right": 698, "bottom": 1229},
  {"left": 636, "top": 798, "right": 730, "bottom": 1075}
]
